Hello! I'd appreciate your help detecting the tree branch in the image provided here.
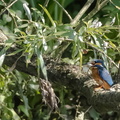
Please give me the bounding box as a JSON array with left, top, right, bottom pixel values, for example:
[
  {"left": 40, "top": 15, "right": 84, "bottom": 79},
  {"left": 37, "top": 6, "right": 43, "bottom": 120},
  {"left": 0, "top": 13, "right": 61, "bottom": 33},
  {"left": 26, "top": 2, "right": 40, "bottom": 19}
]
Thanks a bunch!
[
  {"left": 0, "top": 0, "right": 18, "bottom": 16},
  {"left": 75, "top": 0, "right": 109, "bottom": 31},
  {"left": 1, "top": 30, "right": 120, "bottom": 113},
  {"left": 3, "top": 47, "right": 120, "bottom": 113},
  {"left": 83, "top": 0, "right": 109, "bottom": 21},
  {"left": 70, "top": 0, "right": 94, "bottom": 25}
]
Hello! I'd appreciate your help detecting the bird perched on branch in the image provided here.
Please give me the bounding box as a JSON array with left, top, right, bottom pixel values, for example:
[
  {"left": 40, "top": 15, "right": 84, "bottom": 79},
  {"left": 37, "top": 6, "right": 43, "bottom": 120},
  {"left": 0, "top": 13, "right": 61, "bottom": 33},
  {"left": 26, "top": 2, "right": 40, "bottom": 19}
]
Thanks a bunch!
[{"left": 87, "top": 59, "right": 114, "bottom": 90}]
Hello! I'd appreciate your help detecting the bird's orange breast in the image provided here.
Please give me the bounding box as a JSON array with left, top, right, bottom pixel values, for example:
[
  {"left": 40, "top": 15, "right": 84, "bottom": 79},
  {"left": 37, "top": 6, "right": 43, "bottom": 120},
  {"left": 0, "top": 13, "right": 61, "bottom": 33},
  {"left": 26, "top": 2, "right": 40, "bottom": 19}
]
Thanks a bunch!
[
  {"left": 91, "top": 67, "right": 103, "bottom": 85},
  {"left": 91, "top": 67, "right": 111, "bottom": 89}
]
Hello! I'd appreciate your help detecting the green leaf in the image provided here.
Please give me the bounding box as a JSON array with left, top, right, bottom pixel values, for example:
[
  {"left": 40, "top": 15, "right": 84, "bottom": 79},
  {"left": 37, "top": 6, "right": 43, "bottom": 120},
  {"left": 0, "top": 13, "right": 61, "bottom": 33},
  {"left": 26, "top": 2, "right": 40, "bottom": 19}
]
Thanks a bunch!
[
  {"left": 91, "top": 34, "right": 101, "bottom": 47},
  {"left": 23, "top": 95, "right": 29, "bottom": 106},
  {"left": 7, "top": 49, "right": 23, "bottom": 56},
  {"left": 23, "top": 3, "right": 32, "bottom": 21},
  {"left": 53, "top": 31, "right": 68, "bottom": 36},
  {"left": 36, "top": 49, "right": 48, "bottom": 80},
  {"left": 72, "top": 42, "right": 78, "bottom": 58},
  {"left": 32, "top": 8, "right": 45, "bottom": 23},
  {"left": 109, "top": 41, "right": 116, "bottom": 48},
  {"left": 39, "top": 4, "right": 56, "bottom": 27},
  {"left": 42, "top": 37, "right": 48, "bottom": 51},
  {"left": 0, "top": 95, "right": 5, "bottom": 103},
  {"left": 39, "top": 53, "right": 48, "bottom": 80},
  {"left": 18, "top": 105, "right": 29, "bottom": 117},
  {"left": 79, "top": 50, "right": 83, "bottom": 71},
  {"left": 87, "top": 42, "right": 100, "bottom": 48},
  {"left": 18, "top": 23, "right": 29, "bottom": 28},
  {"left": 0, "top": 49, "right": 6, "bottom": 68},
  {"left": 17, "top": 95, "right": 30, "bottom": 117},
  {"left": 89, "top": 108, "right": 99, "bottom": 120},
  {"left": 79, "top": 26, "right": 86, "bottom": 35},
  {"left": 6, "top": 107, "right": 21, "bottom": 120}
]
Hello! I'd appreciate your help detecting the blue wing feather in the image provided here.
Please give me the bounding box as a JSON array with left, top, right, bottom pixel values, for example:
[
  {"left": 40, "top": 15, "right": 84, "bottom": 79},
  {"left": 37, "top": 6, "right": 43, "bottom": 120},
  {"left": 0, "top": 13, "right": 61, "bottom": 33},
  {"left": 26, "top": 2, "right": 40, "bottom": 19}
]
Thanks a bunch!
[{"left": 95, "top": 65, "right": 113, "bottom": 86}]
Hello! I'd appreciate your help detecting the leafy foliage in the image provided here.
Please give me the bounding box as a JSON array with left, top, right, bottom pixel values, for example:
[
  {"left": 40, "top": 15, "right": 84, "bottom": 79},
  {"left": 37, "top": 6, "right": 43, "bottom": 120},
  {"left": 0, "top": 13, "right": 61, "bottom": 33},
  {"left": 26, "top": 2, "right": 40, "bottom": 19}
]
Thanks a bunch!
[{"left": 0, "top": 0, "right": 120, "bottom": 119}]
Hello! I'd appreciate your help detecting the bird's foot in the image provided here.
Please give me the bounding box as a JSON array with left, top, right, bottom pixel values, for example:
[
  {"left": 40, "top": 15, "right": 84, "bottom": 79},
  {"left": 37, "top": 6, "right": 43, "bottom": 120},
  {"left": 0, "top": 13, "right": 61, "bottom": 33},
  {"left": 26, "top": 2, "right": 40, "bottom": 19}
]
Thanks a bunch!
[{"left": 94, "top": 85, "right": 103, "bottom": 91}]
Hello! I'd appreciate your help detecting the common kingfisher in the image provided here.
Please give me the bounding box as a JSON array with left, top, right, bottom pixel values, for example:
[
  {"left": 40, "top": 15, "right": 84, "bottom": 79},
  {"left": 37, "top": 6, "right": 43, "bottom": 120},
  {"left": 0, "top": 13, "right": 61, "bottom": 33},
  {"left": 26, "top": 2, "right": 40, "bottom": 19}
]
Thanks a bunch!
[{"left": 88, "top": 59, "right": 114, "bottom": 90}]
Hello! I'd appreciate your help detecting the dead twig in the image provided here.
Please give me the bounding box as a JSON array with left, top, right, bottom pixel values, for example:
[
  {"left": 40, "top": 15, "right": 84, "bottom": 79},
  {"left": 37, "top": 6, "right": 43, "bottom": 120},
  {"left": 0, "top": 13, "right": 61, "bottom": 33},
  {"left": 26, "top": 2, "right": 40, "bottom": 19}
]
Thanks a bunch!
[{"left": 39, "top": 78, "right": 59, "bottom": 113}]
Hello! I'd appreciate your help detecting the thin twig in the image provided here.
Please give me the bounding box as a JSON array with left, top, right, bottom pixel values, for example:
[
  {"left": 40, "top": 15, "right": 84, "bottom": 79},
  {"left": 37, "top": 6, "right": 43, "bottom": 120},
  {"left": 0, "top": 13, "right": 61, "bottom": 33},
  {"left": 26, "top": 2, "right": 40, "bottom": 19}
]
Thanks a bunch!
[
  {"left": 75, "top": 0, "right": 109, "bottom": 31},
  {"left": 83, "top": 0, "right": 109, "bottom": 21},
  {"left": 44, "top": 0, "right": 50, "bottom": 8},
  {"left": 0, "top": 0, "right": 18, "bottom": 16},
  {"left": 7, "top": 9, "right": 18, "bottom": 27},
  {"left": 53, "top": 0, "right": 73, "bottom": 21},
  {"left": 56, "top": 37, "right": 118, "bottom": 68},
  {"left": 0, "top": 0, "right": 18, "bottom": 27},
  {"left": 86, "top": 42, "right": 119, "bottom": 68},
  {"left": 1, "top": 0, "right": 7, "bottom": 6},
  {"left": 70, "top": 0, "right": 94, "bottom": 25},
  {"left": 84, "top": 106, "right": 92, "bottom": 114}
]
